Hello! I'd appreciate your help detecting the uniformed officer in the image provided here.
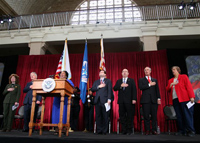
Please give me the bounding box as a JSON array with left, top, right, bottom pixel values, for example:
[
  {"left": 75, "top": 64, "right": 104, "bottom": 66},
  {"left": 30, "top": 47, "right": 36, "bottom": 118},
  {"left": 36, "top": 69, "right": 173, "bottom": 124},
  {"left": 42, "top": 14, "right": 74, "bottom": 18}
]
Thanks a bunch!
[{"left": 2, "top": 74, "right": 21, "bottom": 132}]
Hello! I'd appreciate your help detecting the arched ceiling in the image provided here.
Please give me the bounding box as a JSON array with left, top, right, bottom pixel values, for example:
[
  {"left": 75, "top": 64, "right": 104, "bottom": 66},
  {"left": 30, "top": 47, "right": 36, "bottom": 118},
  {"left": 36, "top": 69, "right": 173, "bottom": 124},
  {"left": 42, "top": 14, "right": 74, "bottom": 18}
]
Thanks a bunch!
[{"left": 0, "top": 0, "right": 194, "bottom": 16}]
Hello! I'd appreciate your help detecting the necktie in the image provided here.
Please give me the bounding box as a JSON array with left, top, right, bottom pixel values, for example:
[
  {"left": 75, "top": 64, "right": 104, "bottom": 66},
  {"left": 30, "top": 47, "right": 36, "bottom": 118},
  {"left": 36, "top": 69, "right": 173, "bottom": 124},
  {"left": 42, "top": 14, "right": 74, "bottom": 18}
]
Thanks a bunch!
[
  {"left": 123, "top": 78, "right": 125, "bottom": 90},
  {"left": 100, "top": 79, "right": 103, "bottom": 84},
  {"left": 148, "top": 76, "right": 151, "bottom": 83}
]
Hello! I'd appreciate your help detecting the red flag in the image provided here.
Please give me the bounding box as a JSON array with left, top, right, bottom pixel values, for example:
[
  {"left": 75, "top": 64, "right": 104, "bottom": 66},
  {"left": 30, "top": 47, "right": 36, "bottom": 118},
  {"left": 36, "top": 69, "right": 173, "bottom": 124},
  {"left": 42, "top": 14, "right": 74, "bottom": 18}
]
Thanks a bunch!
[{"left": 99, "top": 35, "right": 106, "bottom": 71}]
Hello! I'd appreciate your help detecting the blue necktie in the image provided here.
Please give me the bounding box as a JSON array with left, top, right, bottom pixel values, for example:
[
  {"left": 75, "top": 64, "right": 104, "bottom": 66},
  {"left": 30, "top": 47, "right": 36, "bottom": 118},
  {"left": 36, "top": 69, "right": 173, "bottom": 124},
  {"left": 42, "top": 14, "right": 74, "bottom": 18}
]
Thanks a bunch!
[{"left": 123, "top": 78, "right": 125, "bottom": 90}]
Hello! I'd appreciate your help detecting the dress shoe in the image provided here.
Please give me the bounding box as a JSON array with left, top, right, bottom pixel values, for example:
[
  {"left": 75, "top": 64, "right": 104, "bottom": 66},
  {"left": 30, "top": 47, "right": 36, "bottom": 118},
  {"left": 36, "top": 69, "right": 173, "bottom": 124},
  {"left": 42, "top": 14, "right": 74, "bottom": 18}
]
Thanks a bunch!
[
  {"left": 6, "top": 129, "right": 11, "bottom": 132},
  {"left": 68, "top": 128, "right": 74, "bottom": 132},
  {"left": 126, "top": 132, "right": 132, "bottom": 135},
  {"left": 102, "top": 133, "right": 107, "bottom": 135},
  {"left": 83, "top": 128, "right": 89, "bottom": 132},
  {"left": 1, "top": 129, "right": 6, "bottom": 132},
  {"left": 145, "top": 131, "right": 150, "bottom": 135},
  {"left": 121, "top": 131, "right": 127, "bottom": 135},
  {"left": 175, "top": 132, "right": 184, "bottom": 136},
  {"left": 188, "top": 131, "right": 195, "bottom": 137},
  {"left": 22, "top": 129, "right": 29, "bottom": 132},
  {"left": 152, "top": 131, "right": 157, "bottom": 135},
  {"left": 97, "top": 132, "right": 102, "bottom": 135}
]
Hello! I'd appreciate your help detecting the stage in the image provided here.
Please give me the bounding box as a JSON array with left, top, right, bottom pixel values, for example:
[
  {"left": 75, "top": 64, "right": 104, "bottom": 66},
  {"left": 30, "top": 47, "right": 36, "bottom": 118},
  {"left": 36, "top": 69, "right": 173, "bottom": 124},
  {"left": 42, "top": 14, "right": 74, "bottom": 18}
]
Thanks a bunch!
[{"left": 1, "top": 130, "right": 200, "bottom": 143}]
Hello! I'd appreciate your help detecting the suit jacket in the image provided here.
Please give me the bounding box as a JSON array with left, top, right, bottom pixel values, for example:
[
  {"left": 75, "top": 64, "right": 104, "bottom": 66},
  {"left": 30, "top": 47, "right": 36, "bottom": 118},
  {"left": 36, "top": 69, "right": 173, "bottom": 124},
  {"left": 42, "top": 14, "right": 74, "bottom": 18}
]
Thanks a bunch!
[
  {"left": 23, "top": 81, "right": 42, "bottom": 105},
  {"left": 91, "top": 78, "right": 112, "bottom": 104},
  {"left": 166, "top": 74, "right": 195, "bottom": 105},
  {"left": 139, "top": 77, "right": 160, "bottom": 104},
  {"left": 3, "top": 84, "right": 21, "bottom": 104},
  {"left": 113, "top": 78, "right": 137, "bottom": 104},
  {"left": 71, "top": 93, "right": 80, "bottom": 107}
]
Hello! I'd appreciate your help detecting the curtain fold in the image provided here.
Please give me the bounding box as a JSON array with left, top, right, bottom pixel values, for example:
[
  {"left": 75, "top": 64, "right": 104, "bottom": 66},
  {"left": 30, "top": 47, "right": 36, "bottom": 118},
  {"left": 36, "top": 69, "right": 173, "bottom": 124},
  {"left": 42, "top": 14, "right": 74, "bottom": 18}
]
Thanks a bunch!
[{"left": 16, "top": 50, "right": 173, "bottom": 132}]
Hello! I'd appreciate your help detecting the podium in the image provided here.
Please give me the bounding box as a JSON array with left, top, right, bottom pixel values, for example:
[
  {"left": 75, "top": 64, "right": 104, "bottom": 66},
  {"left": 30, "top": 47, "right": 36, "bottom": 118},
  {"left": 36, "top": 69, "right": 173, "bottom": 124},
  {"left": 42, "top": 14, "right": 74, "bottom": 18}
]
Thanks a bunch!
[{"left": 28, "top": 79, "right": 73, "bottom": 137}]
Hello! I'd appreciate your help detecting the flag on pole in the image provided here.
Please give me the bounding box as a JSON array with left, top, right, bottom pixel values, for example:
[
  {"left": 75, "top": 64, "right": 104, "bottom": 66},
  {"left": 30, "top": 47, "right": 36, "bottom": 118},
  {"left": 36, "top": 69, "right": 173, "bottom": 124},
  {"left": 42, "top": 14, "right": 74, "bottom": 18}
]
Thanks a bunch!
[
  {"left": 55, "top": 39, "right": 72, "bottom": 79},
  {"left": 99, "top": 35, "right": 106, "bottom": 71},
  {"left": 79, "top": 40, "right": 89, "bottom": 104}
]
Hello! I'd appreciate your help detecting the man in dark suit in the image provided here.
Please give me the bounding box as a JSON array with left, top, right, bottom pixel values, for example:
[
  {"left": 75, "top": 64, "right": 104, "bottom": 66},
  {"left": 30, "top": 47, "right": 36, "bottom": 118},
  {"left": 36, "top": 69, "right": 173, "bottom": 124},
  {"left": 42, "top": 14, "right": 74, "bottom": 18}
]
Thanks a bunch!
[
  {"left": 114, "top": 69, "right": 137, "bottom": 135},
  {"left": 84, "top": 89, "right": 94, "bottom": 132},
  {"left": 139, "top": 67, "right": 161, "bottom": 135},
  {"left": 91, "top": 70, "right": 112, "bottom": 135},
  {"left": 23, "top": 72, "right": 42, "bottom": 132},
  {"left": 70, "top": 86, "right": 80, "bottom": 132}
]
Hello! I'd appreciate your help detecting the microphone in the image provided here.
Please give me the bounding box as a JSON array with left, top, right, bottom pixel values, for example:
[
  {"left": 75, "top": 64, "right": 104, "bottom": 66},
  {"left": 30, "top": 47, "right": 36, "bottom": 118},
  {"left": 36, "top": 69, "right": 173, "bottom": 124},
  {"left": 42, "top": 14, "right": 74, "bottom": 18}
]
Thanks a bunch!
[{"left": 49, "top": 75, "right": 55, "bottom": 79}]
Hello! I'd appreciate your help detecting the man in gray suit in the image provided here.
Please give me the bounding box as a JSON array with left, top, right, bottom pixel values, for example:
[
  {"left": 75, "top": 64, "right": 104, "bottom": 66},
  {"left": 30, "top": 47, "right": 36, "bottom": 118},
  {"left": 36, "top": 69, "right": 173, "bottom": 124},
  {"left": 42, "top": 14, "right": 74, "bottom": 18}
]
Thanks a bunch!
[{"left": 91, "top": 70, "right": 112, "bottom": 135}]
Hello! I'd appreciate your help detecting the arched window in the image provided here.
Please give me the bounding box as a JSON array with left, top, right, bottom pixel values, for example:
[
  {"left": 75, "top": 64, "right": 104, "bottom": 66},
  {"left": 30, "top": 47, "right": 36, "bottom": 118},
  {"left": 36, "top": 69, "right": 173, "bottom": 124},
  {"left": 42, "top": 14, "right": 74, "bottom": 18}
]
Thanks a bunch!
[{"left": 71, "top": 0, "right": 141, "bottom": 25}]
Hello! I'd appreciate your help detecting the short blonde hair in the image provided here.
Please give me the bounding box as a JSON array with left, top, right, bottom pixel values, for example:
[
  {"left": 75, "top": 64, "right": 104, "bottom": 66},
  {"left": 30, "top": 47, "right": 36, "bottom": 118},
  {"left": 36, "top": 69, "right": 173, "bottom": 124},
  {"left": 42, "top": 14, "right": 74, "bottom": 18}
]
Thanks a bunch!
[{"left": 172, "top": 66, "right": 181, "bottom": 74}]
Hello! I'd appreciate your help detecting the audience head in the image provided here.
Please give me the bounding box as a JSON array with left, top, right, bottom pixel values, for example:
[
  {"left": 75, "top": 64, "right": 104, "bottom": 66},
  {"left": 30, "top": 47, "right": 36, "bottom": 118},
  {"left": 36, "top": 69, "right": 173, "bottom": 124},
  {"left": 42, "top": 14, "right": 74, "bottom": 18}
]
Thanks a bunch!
[
  {"left": 122, "top": 69, "right": 129, "bottom": 78},
  {"left": 144, "top": 67, "right": 151, "bottom": 76},
  {"left": 9, "top": 74, "right": 19, "bottom": 84},
  {"left": 99, "top": 70, "right": 106, "bottom": 78},
  {"left": 171, "top": 66, "right": 181, "bottom": 76},
  {"left": 59, "top": 71, "right": 68, "bottom": 79},
  {"left": 30, "top": 72, "right": 37, "bottom": 81}
]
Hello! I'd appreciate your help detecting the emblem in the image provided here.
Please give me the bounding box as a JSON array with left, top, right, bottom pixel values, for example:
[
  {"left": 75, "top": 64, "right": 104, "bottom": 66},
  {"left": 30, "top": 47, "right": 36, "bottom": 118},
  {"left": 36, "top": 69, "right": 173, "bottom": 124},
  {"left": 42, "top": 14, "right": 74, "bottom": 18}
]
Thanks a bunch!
[{"left": 42, "top": 78, "right": 56, "bottom": 92}]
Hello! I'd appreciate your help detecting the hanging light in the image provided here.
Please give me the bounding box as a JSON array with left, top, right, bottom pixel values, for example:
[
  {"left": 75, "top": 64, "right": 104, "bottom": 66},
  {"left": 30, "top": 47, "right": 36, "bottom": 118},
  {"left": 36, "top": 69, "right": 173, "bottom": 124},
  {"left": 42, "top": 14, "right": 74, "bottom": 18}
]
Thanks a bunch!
[
  {"left": 0, "top": 19, "right": 4, "bottom": 24},
  {"left": 188, "top": 0, "right": 196, "bottom": 10},
  {"left": 8, "top": 18, "right": 12, "bottom": 23},
  {"left": 178, "top": 1, "right": 186, "bottom": 10}
]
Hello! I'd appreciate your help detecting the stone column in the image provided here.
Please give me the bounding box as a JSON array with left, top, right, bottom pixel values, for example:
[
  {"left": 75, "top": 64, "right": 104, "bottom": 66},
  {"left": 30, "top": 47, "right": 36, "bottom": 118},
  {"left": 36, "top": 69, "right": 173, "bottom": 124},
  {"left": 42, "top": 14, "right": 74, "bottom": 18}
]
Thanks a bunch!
[
  {"left": 28, "top": 42, "right": 46, "bottom": 55},
  {"left": 140, "top": 36, "right": 160, "bottom": 51}
]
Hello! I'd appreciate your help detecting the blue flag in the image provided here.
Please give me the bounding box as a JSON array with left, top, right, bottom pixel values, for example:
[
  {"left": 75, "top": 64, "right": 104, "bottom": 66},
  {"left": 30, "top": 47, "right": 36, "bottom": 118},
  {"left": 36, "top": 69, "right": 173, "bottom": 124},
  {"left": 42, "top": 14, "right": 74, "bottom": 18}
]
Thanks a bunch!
[{"left": 79, "top": 41, "right": 88, "bottom": 104}]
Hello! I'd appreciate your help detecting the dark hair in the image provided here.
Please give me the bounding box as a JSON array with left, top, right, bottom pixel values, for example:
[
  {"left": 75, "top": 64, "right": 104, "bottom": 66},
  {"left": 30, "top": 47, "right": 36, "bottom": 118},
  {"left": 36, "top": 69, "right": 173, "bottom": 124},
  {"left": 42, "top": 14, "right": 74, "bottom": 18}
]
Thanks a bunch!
[
  {"left": 9, "top": 74, "right": 19, "bottom": 84},
  {"left": 59, "top": 71, "right": 68, "bottom": 78},
  {"left": 100, "top": 70, "right": 106, "bottom": 74},
  {"left": 172, "top": 66, "right": 181, "bottom": 74}
]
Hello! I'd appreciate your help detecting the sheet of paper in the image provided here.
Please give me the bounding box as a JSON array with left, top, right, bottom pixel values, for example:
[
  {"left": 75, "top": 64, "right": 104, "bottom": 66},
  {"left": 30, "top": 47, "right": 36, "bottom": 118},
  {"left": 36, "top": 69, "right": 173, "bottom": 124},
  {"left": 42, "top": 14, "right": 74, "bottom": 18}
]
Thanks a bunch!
[
  {"left": 104, "top": 103, "right": 111, "bottom": 112},
  {"left": 12, "top": 103, "right": 19, "bottom": 111},
  {"left": 186, "top": 101, "right": 195, "bottom": 109}
]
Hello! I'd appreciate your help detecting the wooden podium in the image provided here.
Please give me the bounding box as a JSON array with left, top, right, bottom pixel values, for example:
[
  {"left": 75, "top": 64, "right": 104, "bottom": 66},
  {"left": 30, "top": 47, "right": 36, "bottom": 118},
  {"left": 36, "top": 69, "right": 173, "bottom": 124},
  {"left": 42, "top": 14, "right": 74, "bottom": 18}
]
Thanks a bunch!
[{"left": 28, "top": 79, "right": 73, "bottom": 137}]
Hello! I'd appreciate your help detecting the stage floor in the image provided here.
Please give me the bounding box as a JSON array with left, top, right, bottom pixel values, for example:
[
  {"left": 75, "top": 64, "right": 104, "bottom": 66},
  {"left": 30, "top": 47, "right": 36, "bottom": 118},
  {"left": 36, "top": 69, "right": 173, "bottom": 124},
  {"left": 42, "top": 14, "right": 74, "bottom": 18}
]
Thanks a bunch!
[{"left": 1, "top": 130, "right": 200, "bottom": 143}]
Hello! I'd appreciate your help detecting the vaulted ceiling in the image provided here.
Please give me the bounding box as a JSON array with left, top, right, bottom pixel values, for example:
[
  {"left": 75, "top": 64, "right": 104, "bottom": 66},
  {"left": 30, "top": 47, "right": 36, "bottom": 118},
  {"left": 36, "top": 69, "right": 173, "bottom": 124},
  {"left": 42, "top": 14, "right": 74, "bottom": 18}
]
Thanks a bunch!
[{"left": 0, "top": 0, "right": 193, "bottom": 16}]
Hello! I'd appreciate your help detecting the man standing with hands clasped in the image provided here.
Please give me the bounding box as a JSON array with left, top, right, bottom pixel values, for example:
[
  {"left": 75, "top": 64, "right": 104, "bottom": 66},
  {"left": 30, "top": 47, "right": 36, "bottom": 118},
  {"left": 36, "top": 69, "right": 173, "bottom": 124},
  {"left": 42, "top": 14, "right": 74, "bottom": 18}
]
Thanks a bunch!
[
  {"left": 114, "top": 69, "right": 137, "bottom": 135},
  {"left": 139, "top": 67, "right": 161, "bottom": 135},
  {"left": 91, "top": 70, "right": 112, "bottom": 135}
]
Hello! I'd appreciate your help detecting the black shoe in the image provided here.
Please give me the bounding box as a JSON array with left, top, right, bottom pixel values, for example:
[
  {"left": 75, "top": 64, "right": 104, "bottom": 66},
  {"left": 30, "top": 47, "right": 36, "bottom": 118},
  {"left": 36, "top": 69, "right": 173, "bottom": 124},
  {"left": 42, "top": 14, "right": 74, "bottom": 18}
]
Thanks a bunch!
[
  {"left": 175, "top": 132, "right": 184, "bottom": 136},
  {"left": 103, "top": 133, "right": 106, "bottom": 135},
  {"left": 1, "top": 129, "right": 6, "bottom": 132},
  {"left": 126, "top": 132, "right": 132, "bottom": 135},
  {"left": 188, "top": 131, "right": 195, "bottom": 137},
  {"left": 22, "top": 129, "right": 29, "bottom": 132},
  {"left": 6, "top": 129, "right": 11, "bottom": 132},
  {"left": 97, "top": 132, "right": 102, "bottom": 135}
]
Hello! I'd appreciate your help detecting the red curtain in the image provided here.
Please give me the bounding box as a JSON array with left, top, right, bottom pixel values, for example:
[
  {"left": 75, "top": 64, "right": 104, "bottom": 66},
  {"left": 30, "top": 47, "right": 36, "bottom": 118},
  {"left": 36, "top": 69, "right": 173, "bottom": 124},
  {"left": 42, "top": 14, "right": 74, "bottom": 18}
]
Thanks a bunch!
[{"left": 16, "top": 50, "right": 172, "bottom": 132}]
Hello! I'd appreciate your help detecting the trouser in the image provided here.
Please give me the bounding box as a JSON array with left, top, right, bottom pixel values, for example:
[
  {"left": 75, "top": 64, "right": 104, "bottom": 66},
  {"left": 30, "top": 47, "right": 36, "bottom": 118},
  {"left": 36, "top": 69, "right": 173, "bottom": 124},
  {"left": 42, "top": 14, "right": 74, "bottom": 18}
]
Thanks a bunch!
[
  {"left": 173, "top": 98, "right": 195, "bottom": 133},
  {"left": 95, "top": 101, "right": 108, "bottom": 134},
  {"left": 84, "top": 105, "right": 94, "bottom": 131},
  {"left": 23, "top": 104, "right": 39, "bottom": 130},
  {"left": 119, "top": 103, "right": 135, "bottom": 133},
  {"left": 3, "top": 103, "right": 16, "bottom": 130},
  {"left": 142, "top": 103, "right": 158, "bottom": 132},
  {"left": 70, "top": 105, "right": 80, "bottom": 131}
]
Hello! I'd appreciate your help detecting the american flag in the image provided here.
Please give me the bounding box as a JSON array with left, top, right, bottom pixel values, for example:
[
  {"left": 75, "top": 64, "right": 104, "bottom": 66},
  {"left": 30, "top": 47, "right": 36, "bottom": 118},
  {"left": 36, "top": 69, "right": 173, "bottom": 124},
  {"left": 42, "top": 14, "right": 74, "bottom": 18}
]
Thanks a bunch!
[
  {"left": 99, "top": 35, "right": 106, "bottom": 71},
  {"left": 55, "top": 52, "right": 63, "bottom": 79},
  {"left": 55, "top": 39, "right": 72, "bottom": 79}
]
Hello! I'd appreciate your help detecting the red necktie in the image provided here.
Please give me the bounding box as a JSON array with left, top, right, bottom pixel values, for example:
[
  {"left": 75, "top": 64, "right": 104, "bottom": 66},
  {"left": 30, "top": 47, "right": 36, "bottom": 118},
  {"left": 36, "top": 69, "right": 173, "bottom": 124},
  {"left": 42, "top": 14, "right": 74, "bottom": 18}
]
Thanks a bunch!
[
  {"left": 100, "top": 79, "right": 103, "bottom": 84},
  {"left": 148, "top": 76, "right": 151, "bottom": 83}
]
